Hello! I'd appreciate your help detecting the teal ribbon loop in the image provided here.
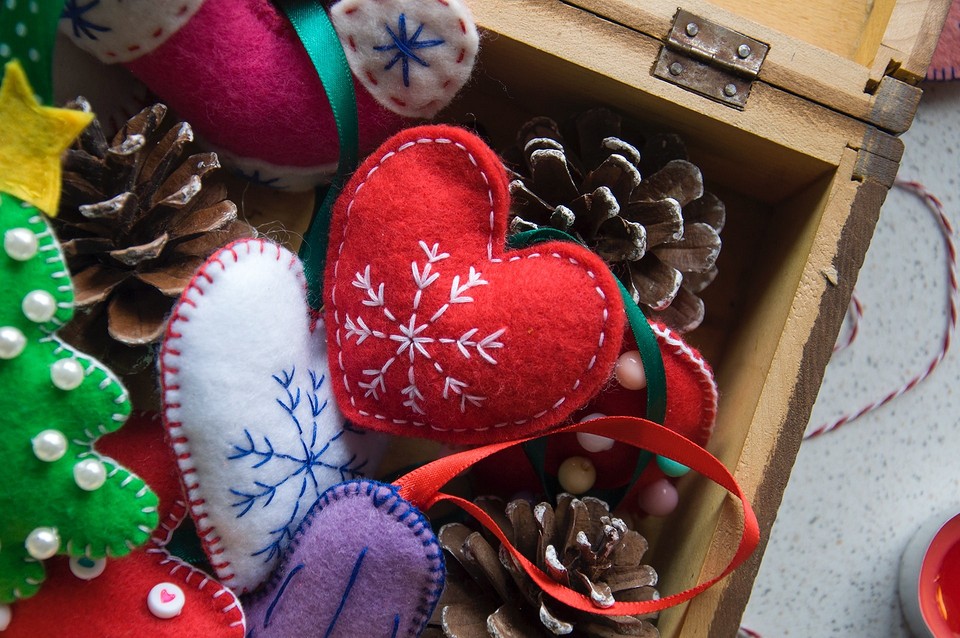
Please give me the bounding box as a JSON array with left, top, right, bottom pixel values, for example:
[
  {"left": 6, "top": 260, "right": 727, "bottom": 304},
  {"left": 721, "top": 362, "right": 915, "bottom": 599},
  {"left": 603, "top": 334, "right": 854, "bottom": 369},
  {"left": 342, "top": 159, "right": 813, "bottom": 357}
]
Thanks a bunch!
[
  {"left": 508, "top": 227, "right": 668, "bottom": 508},
  {"left": 277, "top": 0, "right": 360, "bottom": 309}
]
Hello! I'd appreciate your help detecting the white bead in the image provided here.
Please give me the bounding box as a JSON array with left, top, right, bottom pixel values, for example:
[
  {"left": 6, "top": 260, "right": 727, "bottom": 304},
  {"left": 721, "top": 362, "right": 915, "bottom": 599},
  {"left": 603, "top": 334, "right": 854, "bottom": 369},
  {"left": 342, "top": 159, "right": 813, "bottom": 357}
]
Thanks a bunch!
[
  {"left": 69, "top": 556, "right": 107, "bottom": 580},
  {"left": 4, "top": 227, "right": 38, "bottom": 261},
  {"left": 50, "top": 358, "right": 84, "bottom": 390},
  {"left": 614, "top": 350, "right": 648, "bottom": 391},
  {"left": 25, "top": 527, "right": 60, "bottom": 560},
  {"left": 0, "top": 603, "right": 10, "bottom": 631},
  {"left": 0, "top": 326, "right": 26, "bottom": 359},
  {"left": 32, "top": 429, "right": 68, "bottom": 462},
  {"left": 576, "top": 413, "right": 615, "bottom": 452},
  {"left": 148, "top": 582, "right": 186, "bottom": 619},
  {"left": 22, "top": 290, "right": 57, "bottom": 323},
  {"left": 73, "top": 458, "right": 107, "bottom": 491},
  {"left": 557, "top": 456, "right": 597, "bottom": 495},
  {"left": 576, "top": 432, "right": 616, "bottom": 453}
]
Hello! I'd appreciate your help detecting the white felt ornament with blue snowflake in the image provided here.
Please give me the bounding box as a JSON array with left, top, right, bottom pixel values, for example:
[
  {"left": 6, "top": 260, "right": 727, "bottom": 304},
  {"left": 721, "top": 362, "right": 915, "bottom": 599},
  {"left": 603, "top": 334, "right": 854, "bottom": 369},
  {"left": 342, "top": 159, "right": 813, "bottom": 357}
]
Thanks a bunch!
[{"left": 160, "top": 238, "right": 387, "bottom": 593}]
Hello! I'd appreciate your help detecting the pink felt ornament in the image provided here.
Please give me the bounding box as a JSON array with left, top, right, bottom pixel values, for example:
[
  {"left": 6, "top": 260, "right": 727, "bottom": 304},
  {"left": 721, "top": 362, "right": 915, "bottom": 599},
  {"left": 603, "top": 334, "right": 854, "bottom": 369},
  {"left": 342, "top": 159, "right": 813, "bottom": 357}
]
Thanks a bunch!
[{"left": 60, "top": 0, "right": 479, "bottom": 190}]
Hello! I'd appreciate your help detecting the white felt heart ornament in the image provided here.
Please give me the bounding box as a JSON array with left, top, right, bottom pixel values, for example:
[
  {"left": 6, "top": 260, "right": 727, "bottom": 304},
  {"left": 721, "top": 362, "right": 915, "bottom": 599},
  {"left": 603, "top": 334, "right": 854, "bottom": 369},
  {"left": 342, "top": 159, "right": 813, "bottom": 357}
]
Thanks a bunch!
[{"left": 160, "top": 239, "right": 386, "bottom": 593}]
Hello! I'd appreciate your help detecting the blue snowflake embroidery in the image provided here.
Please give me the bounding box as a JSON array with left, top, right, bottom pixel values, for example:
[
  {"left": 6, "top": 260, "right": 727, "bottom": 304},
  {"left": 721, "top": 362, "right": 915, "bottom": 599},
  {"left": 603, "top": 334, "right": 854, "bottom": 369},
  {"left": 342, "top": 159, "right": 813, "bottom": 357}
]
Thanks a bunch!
[
  {"left": 62, "top": 0, "right": 111, "bottom": 41},
  {"left": 373, "top": 13, "right": 445, "bottom": 88},
  {"left": 236, "top": 168, "right": 284, "bottom": 189},
  {"left": 227, "top": 366, "right": 369, "bottom": 562}
]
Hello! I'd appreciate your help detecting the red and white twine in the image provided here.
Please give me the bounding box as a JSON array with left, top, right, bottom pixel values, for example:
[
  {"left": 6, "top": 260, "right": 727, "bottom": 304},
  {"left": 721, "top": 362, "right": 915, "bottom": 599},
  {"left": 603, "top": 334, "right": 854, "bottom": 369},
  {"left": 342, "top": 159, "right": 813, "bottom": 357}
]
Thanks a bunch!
[{"left": 805, "top": 180, "right": 957, "bottom": 439}]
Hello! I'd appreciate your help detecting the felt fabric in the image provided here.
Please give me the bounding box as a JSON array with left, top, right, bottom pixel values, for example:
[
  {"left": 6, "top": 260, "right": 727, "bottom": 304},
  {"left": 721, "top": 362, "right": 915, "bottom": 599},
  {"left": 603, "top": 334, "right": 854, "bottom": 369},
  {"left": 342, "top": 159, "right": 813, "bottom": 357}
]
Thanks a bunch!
[
  {"left": 927, "top": 0, "right": 960, "bottom": 80},
  {"left": 96, "top": 412, "right": 186, "bottom": 540},
  {"left": 3, "top": 544, "right": 245, "bottom": 637},
  {"left": 244, "top": 480, "right": 443, "bottom": 638},
  {"left": 324, "top": 125, "right": 627, "bottom": 444},
  {"left": 0, "top": 192, "right": 158, "bottom": 603},
  {"left": 330, "top": 0, "right": 479, "bottom": 118},
  {"left": 160, "top": 238, "right": 388, "bottom": 594},
  {"left": 470, "top": 322, "right": 719, "bottom": 498},
  {"left": 64, "top": 0, "right": 407, "bottom": 189},
  {"left": 57, "top": 0, "right": 206, "bottom": 64},
  {"left": 0, "top": 61, "right": 92, "bottom": 216}
]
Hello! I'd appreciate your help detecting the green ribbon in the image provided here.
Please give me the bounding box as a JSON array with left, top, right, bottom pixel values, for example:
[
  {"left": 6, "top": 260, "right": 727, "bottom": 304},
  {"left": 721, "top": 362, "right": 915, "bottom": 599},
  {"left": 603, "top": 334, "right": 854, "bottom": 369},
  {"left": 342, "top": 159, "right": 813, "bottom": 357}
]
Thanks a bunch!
[
  {"left": 507, "top": 228, "right": 668, "bottom": 507},
  {"left": 0, "top": 0, "right": 63, "bottom": 103},
  {"left": 276, "top": 0, "right": 360, "bottom": 309}
]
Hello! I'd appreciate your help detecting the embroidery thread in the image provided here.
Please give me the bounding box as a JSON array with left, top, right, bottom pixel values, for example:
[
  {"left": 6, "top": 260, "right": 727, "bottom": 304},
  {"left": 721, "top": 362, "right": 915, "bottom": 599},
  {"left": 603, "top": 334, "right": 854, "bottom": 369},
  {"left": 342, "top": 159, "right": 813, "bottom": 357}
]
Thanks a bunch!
[
  {"left": 227, "top": 365, "right": 369, "bottom": 562},
  {"left": 374, "top": 13, "right": 444, "bottom": 88},
  {"left": 342, "top": 240, "right": 506, "bottom": 417}
]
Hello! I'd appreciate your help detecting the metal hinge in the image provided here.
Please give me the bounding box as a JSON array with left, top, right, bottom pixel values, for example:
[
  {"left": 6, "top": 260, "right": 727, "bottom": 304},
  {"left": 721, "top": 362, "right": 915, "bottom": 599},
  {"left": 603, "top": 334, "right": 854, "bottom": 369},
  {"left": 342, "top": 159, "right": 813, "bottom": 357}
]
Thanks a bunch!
[{"left": 654, "top": 9, "right": 769, "bottom": 109}]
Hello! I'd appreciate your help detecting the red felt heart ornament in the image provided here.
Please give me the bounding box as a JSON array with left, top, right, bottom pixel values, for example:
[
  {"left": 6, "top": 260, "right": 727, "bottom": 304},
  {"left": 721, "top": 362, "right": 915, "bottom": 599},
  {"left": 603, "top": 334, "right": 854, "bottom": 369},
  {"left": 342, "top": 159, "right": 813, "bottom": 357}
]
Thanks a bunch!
[{"left": 324, "top": 125, "right": 626, "bottom": 444}]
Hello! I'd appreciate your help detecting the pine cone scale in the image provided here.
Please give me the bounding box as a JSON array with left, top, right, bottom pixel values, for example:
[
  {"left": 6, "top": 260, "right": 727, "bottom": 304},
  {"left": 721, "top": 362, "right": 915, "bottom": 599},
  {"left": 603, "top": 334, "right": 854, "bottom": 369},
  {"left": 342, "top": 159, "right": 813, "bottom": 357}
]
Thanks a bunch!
[
  {"left": 71, "top": 264, "right": 129, "bottom": 307},
  {"left": 135, "top": 256, "right": 206, "bottom": 296},
  {"left": 434, "top": 496, "right": 660, "bottom": 637},
  {"left": 165, "top": 199, "right": 238, "bottom": 239},
  {"left": 108, "top": 233, "right": 169, "bottom": 266},
  {"left": 506, "top": 109, "right": 723, "bottom": 332},
  {"left": 55, "top": 100, "right": 255, "bottom": 375}
]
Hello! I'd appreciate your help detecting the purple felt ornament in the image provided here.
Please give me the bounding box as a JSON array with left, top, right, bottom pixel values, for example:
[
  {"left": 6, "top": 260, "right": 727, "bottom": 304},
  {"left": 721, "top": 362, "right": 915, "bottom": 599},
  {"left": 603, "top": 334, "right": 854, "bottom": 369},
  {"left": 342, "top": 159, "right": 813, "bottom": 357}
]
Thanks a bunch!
[{"left": 244, "top": 480, "right": 444, "bottom": 638}]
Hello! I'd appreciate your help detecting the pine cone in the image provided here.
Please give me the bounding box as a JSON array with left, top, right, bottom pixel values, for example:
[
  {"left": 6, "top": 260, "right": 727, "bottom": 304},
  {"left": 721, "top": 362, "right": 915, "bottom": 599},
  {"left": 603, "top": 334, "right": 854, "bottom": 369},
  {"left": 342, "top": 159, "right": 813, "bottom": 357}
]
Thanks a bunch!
[
  {"left": 54, "top": 98, "right": 255, "bottom": 373},
  {"left": 429, "top": 494, "right": 660, "bottom": 637},
  {"left": 506, "top": 108, "right": 725, "bottom": 333}
]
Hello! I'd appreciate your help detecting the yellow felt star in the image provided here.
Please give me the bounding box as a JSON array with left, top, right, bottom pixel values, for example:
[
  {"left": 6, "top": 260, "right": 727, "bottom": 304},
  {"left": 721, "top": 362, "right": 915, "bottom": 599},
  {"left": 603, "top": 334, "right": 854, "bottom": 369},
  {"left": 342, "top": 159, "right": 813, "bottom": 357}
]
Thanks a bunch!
[{"left": 0, "top": 60, "right": 92, "bottom": 216}]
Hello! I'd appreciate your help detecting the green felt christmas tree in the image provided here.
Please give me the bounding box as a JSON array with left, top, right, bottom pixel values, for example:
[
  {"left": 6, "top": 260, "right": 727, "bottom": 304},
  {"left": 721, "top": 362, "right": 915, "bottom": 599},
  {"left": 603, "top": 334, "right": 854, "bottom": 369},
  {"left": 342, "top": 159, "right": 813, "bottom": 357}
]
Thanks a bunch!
[{"left": 0, "top": 61, "right": 159, "bottom": 603}]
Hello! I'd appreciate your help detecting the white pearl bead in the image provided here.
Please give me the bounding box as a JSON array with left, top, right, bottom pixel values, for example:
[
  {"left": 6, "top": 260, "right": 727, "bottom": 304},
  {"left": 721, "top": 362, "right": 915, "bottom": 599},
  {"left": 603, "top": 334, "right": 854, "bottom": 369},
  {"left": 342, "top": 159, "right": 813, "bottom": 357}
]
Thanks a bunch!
[
  {"left": 24, "top": 527, "right": 60, "bottom": 560},
  {"left": 577, "top": 413, "right": 615, "bottom": 452},
  {"left": 0, "top": 326, "right": 26, "bottom": 359},
  {"left": 32, "top": 429, "right": 68, "bottom": 462},
  {"left": 4, "top": 227, "right": 39, "bottom": 261},
  {"left": 69, "top": 556, "right": 107, "bottom": 580},
  {"left": 73, "top": 458, "right": 107, "bottom": 491},
  {"left": 614, "top": 350, "right": 648, "bottom": 391},
  {"left": 50, "top": 358, "right": 84, "bottom": 390},
  {"left": 557, "top": 456, "right": 597, "bottom": 495},
  {"left": 576, "top": 432, "right": 616, "bottom": 453},
  {"left": 0, "top": 603, "right": 10, "bottom": 631},
  {"left": 22, "top": 290, "right": 57, "bottom": 323}
]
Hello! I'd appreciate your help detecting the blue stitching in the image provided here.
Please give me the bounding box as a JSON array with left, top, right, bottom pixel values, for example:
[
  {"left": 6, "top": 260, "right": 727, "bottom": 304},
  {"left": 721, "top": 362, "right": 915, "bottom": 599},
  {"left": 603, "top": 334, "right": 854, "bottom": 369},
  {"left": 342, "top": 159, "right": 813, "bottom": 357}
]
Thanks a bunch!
[
  {"left": 373, "top": 13, "right": 445, "bottom": 88},
  {"left": 324, "top": 546, "right": 369, "bottom": 638},
  {"left": 61, "top": 0, "right": 111, "bottom": 41},
  {"left": 226, "top": 366, "right": 370, "bottom": 561},
  {"left": 390, "top": 613, "right": 401, "bottom": 638},
  {"left": 255, "top": 480, "right": 446, "bottom": 636},
  {"left": 264, "top": 563, "right": 305, "bottom": 628}
]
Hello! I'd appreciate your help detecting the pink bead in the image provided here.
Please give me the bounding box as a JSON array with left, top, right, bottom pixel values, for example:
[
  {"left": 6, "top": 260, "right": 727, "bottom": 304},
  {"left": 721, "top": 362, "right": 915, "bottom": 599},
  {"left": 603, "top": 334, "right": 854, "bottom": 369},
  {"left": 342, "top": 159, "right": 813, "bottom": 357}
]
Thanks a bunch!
[
  {"left": 639, "top": 479, "right": 679, "bottom": 517},
  {"left": 615, "top": 350, "right": 647, "bottom": 390}
]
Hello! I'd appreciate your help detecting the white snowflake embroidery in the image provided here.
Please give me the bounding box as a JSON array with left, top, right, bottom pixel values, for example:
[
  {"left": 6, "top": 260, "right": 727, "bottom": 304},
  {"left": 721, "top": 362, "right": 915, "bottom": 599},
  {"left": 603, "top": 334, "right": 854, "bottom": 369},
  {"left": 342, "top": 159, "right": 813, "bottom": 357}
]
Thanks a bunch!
[{"left": 343, "top": 241, "right": 505, "bottom": 417}]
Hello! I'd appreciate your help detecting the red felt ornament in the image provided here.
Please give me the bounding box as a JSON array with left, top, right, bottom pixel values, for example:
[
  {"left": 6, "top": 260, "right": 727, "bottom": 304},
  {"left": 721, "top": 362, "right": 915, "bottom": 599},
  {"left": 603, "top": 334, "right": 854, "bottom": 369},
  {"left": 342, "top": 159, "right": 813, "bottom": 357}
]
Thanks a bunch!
[
  {"left": 470, "top": 322, "right": 718, "bottom": 515},
  {"left": 323, "top": 125, "right": 627, "bottom": 444}
]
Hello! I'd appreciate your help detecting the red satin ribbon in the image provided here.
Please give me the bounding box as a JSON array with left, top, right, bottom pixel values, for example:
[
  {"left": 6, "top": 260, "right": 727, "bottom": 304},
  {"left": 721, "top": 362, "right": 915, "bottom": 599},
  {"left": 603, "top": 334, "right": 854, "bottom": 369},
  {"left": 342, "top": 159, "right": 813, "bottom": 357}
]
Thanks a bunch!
[{"left": 394, "top": 415, "right": 759, "bottom": 615}]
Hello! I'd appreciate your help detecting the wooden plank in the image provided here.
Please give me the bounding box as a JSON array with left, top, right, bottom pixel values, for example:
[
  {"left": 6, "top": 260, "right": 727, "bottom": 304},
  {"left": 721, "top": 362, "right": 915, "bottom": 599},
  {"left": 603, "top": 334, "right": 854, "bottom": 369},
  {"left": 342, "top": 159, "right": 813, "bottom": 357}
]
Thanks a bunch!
[
  {"left": 467, "top": 0, "right": 871, "bottom": 170},
  {"left": 550, "top": 0, "right": 943, "bottom": 133},
  {"left": 656, "top": 146, "right": 888, "bottom": 636},
  {"left": 869, "top": 0, "right": 953, "bottom": 83}
]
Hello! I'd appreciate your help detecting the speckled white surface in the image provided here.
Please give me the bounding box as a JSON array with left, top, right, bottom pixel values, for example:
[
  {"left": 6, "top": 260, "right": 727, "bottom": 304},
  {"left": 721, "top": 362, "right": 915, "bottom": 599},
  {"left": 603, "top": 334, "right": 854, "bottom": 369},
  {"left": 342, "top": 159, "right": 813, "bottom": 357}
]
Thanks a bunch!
[{"left": 741, "top": 83, "right": 960, "bottom": 637}]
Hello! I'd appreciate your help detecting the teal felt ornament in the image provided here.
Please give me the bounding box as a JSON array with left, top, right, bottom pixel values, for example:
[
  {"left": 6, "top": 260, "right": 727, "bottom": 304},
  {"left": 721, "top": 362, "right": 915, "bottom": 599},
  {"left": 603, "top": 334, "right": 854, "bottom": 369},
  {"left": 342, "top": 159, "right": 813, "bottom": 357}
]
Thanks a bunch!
[{"left": 0, "top": 64, "right": 159, "bottom": 603}]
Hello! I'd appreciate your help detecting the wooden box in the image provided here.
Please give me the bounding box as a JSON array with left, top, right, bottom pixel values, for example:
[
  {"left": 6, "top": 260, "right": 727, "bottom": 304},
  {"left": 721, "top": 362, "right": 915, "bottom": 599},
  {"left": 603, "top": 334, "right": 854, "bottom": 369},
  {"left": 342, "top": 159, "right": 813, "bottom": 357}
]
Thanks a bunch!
[{"left": 432, "top": 0, "right": 951, "bottom": 635}]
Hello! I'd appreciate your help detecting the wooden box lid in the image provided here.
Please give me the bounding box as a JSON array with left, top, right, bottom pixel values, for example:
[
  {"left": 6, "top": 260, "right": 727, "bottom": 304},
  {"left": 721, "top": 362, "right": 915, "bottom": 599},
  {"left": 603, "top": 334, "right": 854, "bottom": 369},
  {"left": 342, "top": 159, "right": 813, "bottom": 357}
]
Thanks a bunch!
[{"left": 469, "top": 0, "right": 951, "bottom": 134}]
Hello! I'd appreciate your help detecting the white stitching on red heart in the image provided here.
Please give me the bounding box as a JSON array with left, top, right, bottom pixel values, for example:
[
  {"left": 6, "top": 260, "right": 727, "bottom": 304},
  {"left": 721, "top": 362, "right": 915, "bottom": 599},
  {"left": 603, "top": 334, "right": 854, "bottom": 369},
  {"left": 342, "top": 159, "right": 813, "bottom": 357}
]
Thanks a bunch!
[{"left": 329, "top": 136, "right": 614, "bottom": 433}]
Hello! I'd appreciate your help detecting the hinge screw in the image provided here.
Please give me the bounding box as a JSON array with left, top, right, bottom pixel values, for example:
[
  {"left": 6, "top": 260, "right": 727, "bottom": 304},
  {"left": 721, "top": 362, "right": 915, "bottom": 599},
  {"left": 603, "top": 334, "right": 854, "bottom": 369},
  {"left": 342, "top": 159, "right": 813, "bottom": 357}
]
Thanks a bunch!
[
  {"left": 723, "top": 83, "right": 738, "bottom": 97},
  {"left": 669, "top": 62, "right": 684, "bottom": 76},
  {"left": 685, "top": 22, "right": 699, "bottom": 37},
  {"left": 737, "top": 44, "right": 752, "bottom": 58}
]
